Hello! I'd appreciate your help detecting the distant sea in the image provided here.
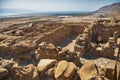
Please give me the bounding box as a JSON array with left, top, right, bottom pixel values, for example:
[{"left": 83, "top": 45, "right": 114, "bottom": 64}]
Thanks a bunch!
[{"left": 0, "top": 8, "right": 93, "bottom": 18}]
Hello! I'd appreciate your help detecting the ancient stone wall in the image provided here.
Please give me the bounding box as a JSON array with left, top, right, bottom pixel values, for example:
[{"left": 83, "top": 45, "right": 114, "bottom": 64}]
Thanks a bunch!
[
  {"left": 70, "top": 22, "right": 89, "bottom": 34},
  {"left": 35, "top": 22, "right": 87, "bottom": 46},
  {"left": 108, "top": 25, "right": 120, "bottom": 37},
  {"left": 35, "top": 25, "right": 73, "bottom": 45},
  {"left": 91, "top": 23, "right": 120, "bottom": 43}
]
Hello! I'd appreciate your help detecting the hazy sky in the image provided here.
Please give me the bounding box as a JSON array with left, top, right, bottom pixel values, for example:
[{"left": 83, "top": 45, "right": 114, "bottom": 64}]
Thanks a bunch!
[{"left": 0, "top": 0, "right": 120, "bottom": 12}]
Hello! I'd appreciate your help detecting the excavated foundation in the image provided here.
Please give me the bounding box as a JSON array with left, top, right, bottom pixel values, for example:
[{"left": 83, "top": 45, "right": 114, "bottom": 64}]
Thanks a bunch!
[{"left": 0, "top": 20, "right": 120, "bottom": 55}]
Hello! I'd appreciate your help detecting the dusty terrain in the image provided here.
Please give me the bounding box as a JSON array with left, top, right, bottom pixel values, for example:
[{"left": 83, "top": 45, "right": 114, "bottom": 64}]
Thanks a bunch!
[{"left": 0, "top": 14, "right": 120, "bottom": 80}]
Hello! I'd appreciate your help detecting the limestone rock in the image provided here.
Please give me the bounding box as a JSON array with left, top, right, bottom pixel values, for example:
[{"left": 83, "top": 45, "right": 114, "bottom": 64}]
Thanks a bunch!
[
  {"left": 0, "top": 36, "right": 21, "bottom": 53},
  {"left": 11, "top": 64, "right": 39, "bottom": 80},
  {"left": 78, "top": 61, "right": 109, "bottom": 80},
  {"left": 36, "top": 42, "right": 58, "bottom": 59},
  {"left": 57, "top": 48, "right": 69, "bottom": 61},
  {"left": 37, "top": 59, "right": 56, "bottom": 77},
  {"left": 55, "top": 60, "right": 77, "bottom": 80},
  {"left": 10, "top": 40, "right": 36, "bottom": 54},
  {"left": 0, "top": 59, "right": 15, "bottom": 71},
  {"left": 0, "top": 66, "right": 9, "bottom": 79},
  {"left": 78, "top": 61, "right": 99, "bottom": 80},
  {"left": 54, "top": 60, "right": 68, "bottom": 79},
  {"left": 63, "top": 62, "right": 77, "bottom": 79},
  {"left": 46, "top": 43, "right": 58, "bottom": 59}
]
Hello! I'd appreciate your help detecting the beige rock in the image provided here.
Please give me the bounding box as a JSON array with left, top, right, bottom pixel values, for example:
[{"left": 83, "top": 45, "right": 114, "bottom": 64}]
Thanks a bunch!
[
  {"left": 54, "top": 60, "right": 68, "bottom": 79},
  {"left": 11, "top": 64, "right": 39, "bottom": 80},
  {"left": 58, "top": 48, "right": 69, "bottom": 61},
  {"left": 63, "top": 62, "right": 77, "bottom": 79},
  {"left": 78, "top": 61, "right": 109, "bottom": 80},
  {"left": 46, "top": 43, "right": 58, "bottom": 59},
  {"left": 38, "top": 42, "right": 47, "bottom": 49},
  {"left": 78, "top": 61, "right": 99, "bottom": 80},
  {"left": 10, "top": 40, "right": 36, "bottom": 54},
  {"left": 55, "top": 60, "right": 77, "bottom": 80},
  {"left": 0, "top": 66, "right": 9, "bottom": 79},
  {"left": 37, "top": 59, "right": 56, "bottom": 77},
  {"left": 0, "top": 59, "right": 15, "bottom": 70},
  {"left": 36, "top": 42, "right": 58, "bottom": 59},
  {"left": 0, "top": 36, "right": 21, "bottom": 53}
]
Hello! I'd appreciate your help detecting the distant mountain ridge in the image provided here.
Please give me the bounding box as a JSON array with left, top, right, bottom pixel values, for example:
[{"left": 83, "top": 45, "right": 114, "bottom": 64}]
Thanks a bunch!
[{"left": 96, "top": 2, "right": 120, "bottom": 14}]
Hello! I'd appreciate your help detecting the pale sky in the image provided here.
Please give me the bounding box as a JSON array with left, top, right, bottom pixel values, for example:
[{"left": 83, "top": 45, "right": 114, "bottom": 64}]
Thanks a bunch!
[
  {"left": 0, "top": 0, "right": 120, "bottom": 15},
  {"left": 1, "top": 0, "right": 120, "bottom": 11}
]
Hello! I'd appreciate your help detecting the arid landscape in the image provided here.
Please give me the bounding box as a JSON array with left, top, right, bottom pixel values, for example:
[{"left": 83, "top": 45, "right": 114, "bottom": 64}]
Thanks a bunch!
[{"left": 0, "top": 1, "right": 120, "bottom": 80}]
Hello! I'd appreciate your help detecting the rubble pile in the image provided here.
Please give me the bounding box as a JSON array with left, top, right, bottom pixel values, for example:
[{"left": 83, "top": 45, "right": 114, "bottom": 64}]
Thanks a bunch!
[{"left": 0, "top": 58, "right": 113, "bottom": 80}]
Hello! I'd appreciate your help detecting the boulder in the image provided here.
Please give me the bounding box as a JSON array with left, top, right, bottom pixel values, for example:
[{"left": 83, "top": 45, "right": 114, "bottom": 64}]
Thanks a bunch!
[
  {"left": 37, "top": 59, "right": 56, "bottom": 77},
  {"left": 46, "top": 43, "right": 58, "bottom": 59},
  {"left": 36, "top": 42, "right": 58, "bottom": 59},
  {"left": 67, "top": 52, "right": 82, "bottom": 67},
  {"left": 11, "top": 64, "right": 39, "bottom": 80},
  {"left": 78, "top": 61, "right": 109, "bottom": 80},
  {"left": 55, "top": 60, "right": 77, "bottom": 80},
  {"left": 63, "top": 62, "right": 77, "bottom": 79},
  {"left": 0, "top": 66, "right": 9, "bottom": 79},
  {"left": 0, "top": 59, "right": 15, "bottom": 71},
  {"left": 54, "top": 60, "right": 68, "bottom": 79},
  {"left": 78, "top": 61, "right": 99, "bottom": 80},
  {"left": 57, "top": 48, "right": 69, "bottom": 61}
]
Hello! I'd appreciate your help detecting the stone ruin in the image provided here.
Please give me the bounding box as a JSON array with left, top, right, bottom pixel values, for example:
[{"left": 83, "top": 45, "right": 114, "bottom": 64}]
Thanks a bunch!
[
  {"left": 0, "top": 20, "right": 120, "bottom": 80},
  {"left": 74, "top": 21, "right": 119, "bottom": 58}
]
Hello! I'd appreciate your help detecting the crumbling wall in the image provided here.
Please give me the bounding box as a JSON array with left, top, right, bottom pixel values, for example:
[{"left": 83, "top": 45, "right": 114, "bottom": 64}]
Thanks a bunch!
[
  {"left": 70, "top": 22, "right": 89, "bottom": 34},
  {"left": 108, "top": 25, "right": 120, "bottom": 37},
  {"left": 91, "top": 23, "right": 120, "bottom": 43},
  {"left": 91, "top": 23, "right": 110, "bottom": 43},
  {"left": 35, "top": 25, "right": 73, "bottom": 45}
]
